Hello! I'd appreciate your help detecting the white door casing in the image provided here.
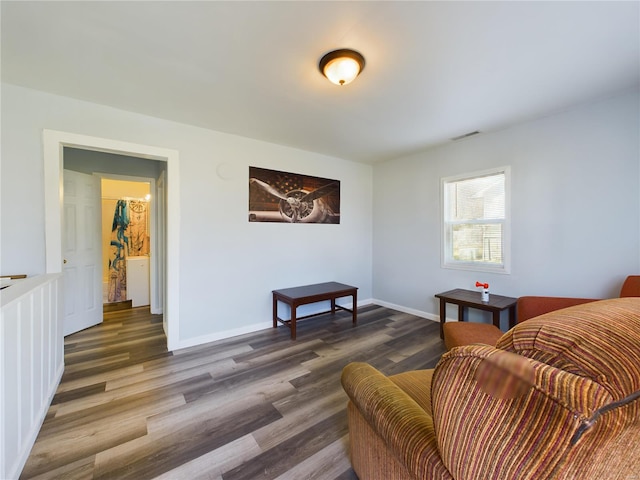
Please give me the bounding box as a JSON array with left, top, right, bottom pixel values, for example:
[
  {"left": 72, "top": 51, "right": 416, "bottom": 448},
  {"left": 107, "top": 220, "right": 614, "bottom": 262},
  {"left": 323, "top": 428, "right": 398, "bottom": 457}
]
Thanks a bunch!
[
  {"left": 43, "top": 130, "right": 180, "bottom": 350},
  {"left": 155, "top": 170, "right": 166, "bottom": 318},
  {"left": 63, "top": 169, "right": 103, "bottom": 335}
]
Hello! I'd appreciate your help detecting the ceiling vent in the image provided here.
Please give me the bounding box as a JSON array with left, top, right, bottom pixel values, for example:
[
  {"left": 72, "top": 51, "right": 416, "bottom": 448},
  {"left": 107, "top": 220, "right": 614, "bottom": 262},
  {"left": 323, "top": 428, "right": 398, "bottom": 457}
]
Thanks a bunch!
[{"left": 451, "top": 131, "right": 480, "bottom": 141}]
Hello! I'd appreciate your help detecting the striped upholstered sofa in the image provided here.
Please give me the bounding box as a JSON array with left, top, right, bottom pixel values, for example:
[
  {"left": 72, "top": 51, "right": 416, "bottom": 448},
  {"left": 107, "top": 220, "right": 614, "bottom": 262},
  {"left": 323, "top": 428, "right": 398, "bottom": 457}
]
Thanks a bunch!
[{"left": 341, "top": 298, "right": 640, "bottom": 479}]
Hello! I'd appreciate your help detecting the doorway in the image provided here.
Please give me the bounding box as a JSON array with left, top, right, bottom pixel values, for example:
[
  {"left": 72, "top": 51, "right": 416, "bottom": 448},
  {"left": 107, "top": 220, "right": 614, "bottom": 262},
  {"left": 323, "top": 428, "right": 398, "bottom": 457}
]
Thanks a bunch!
[
  {"left": 63, "top": 153, "right": 161, "bottom": 332},
  {"left": 101, "top": 177, "right": 152, "bottom": 312},
  {"left": 43, "top": 130, "right": 180, "bottom": 350}
]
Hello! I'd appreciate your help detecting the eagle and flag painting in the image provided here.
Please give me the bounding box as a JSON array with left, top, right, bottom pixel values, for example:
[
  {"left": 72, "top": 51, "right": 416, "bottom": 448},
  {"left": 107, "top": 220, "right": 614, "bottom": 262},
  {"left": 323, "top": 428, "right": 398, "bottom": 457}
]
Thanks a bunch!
[{"left": 249, "top": 167, "right": 340, "bottom": 224}]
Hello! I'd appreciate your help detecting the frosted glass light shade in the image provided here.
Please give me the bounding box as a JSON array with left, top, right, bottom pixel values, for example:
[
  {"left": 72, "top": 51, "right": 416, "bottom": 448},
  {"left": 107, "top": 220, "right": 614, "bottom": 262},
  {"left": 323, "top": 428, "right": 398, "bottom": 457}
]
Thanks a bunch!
[
  {"left": 319, "top": 49, "right": 365, "bottom": 86},
  {"left": 323, "top": 57, "right": 360, "bottom": 85}
]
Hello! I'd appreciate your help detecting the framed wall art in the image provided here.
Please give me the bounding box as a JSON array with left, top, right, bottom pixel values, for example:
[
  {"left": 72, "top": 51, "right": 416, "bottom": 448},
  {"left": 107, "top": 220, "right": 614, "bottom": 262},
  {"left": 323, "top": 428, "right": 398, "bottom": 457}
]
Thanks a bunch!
[{"left": 249, "top": 167, "right": 340, "bottom": 223}]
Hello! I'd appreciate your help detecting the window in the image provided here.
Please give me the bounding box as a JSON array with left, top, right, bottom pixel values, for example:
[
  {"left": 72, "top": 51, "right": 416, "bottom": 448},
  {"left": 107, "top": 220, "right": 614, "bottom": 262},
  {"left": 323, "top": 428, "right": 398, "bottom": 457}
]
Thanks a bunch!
[{"left": 442, "top": 166, "right": 510, "bottom": 273}]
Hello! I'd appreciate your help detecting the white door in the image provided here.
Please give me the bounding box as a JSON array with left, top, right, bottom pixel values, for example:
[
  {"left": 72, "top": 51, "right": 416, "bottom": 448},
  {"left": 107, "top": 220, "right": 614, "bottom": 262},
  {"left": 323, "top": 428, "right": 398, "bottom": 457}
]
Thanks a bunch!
[{"left": 63, "top": 169, "right": 103, "bottom": 335}]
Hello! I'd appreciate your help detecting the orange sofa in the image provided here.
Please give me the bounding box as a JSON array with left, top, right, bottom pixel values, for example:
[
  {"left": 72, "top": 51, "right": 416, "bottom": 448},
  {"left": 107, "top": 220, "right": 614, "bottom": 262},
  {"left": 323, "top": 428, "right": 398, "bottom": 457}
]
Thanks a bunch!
[
  {"left": 443, "top": 275, "right": 640, "bottom": 350},
  {"left": 341, "top": 298, "right": 640, "bottom": 479}
]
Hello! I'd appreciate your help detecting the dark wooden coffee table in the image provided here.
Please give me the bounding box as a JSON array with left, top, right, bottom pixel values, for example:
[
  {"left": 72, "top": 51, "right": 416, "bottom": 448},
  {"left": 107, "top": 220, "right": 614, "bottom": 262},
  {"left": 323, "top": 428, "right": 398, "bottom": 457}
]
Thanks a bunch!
[
  {"left": 273, "top": 282, "right": 358, "bottom": 340},
  {"left": 434, "top": 288, "right": 517, "bottom": 339}
]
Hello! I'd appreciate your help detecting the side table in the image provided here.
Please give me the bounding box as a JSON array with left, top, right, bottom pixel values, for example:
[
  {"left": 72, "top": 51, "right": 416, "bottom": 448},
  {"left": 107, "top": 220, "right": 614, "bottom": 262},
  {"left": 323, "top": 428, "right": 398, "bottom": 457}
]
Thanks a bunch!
[{"left": 434, "top": 288, "right": 518, "bottom": 339}]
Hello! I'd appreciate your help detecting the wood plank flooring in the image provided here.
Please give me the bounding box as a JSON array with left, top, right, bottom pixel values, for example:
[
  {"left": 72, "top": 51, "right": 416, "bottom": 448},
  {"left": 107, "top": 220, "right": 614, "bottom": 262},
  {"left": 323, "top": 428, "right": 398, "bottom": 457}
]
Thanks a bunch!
[{"left": 20, "top": 304, "right": 446, "bottom": 480}]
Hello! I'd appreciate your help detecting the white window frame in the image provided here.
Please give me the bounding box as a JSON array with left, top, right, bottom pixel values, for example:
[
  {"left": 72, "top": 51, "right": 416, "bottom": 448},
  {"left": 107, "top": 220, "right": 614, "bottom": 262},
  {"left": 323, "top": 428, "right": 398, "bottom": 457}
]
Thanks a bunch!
[{"left": 441, "top": 166, "right": 511, "bottom": 274}]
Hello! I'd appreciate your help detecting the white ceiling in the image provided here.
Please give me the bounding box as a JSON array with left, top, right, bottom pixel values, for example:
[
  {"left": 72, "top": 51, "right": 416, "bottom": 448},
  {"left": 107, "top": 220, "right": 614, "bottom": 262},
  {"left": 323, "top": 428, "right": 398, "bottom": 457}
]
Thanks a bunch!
[{"left": 2, "top": 1, "right": 639, "bottom": 164}]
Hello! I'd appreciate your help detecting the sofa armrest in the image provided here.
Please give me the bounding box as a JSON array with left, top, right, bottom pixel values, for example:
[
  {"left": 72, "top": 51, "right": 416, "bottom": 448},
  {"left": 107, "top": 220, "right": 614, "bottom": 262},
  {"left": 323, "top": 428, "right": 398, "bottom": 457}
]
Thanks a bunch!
[
  {"left": 341, "top": 362, "right": 451, "bottom": 479},
  {"left": 517, "top": 296, "right": 599, "bottom": 322}
]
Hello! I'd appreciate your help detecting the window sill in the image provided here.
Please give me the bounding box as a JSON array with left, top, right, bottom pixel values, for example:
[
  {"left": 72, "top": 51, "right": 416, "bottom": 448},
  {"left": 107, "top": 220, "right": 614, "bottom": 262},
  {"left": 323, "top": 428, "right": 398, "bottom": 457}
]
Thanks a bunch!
[{"left": 441, "top": 262, "right": 511, "bottom": 275}]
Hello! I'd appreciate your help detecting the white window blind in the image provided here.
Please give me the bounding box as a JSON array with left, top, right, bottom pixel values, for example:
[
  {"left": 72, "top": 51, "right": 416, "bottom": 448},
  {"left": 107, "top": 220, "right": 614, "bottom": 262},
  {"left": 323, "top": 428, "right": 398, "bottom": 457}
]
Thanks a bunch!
[{"left": 442, "top": 167, "right": 510, "bottom": 273}]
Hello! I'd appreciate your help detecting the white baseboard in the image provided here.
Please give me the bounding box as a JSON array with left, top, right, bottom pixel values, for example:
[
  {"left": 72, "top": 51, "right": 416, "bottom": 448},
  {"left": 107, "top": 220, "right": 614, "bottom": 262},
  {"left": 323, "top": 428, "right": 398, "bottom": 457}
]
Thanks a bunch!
[
  {"left": 174, "top": 320, "right": 274, "bottom": 351},
  {"left": 174, "top": 298, "right": 377, "bottom": 351},
  {"left": 371, "top": 299, "right": 440, "bottom": 323},
  {"left": 174, "top": 298, "right": 443, "bottom": 352}
]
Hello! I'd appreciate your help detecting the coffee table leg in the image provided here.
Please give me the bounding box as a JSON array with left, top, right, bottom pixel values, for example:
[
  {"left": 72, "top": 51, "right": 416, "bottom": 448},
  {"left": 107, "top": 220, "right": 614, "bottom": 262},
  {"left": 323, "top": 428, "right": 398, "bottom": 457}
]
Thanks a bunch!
[
  {"left": 291, "top": 304, "right": 297, "bottom": 340},
  {"left": 492, "top": 311, "right": 500, "bottom": 328},
  {"left": 439, "top": 300, "right": 446, "bottom": 338},
  {"left": 508, "top": 305, "right": 516, "bottom": 329},
  {"left": 352, "top": 291, "right": 357, "bottom": 325},
  {"left": 272, "top": 294, "right": 278, "bottom": 328}
]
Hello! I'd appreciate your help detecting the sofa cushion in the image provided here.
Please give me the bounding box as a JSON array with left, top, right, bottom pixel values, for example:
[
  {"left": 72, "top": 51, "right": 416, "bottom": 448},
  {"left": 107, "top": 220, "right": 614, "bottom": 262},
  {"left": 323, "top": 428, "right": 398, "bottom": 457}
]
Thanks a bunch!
[
  {"left": 442, "top": 321, "right": 502, "bottom": 350},
  {"left": 497, "top": 298, "right": 640, "bottom": 401},
  {"left": 390, "top": 369, "right": 434, "bottom": 415}
]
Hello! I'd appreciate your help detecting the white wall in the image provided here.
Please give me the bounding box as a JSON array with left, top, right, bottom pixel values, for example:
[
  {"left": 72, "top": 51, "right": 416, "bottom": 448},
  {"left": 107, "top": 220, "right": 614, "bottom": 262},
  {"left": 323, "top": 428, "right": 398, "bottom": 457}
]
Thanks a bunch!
[
  {"left": 4, "top": 82, "right": 636, "bottom": 343},
  {"left": 372, "top": 91, "right": 640, "bottom": 326},
  {"left": 1, "top": 83, "right": 373, "bottom": 346}
]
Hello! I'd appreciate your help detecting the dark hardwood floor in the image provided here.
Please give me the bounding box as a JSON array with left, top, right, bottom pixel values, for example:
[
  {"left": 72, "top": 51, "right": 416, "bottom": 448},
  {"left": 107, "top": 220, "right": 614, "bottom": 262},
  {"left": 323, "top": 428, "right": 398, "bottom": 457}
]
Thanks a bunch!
[{"left": 21, "top": 304, "right": 446, "bottom": 480}]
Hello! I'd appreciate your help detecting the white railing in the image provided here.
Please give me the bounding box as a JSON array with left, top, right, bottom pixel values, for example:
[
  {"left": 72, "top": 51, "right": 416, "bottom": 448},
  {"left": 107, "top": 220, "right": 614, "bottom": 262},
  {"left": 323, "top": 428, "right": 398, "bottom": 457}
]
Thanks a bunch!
[{"left": 0, "top": 274, "right": 64, "bottom": 479}]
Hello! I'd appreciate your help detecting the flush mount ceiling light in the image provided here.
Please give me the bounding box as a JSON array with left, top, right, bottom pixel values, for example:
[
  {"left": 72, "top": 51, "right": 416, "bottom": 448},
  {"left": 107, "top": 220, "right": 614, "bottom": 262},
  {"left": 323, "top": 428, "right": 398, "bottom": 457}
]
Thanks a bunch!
[{"left": 319, "top": 49, "right": 365, "bottom": 86}]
